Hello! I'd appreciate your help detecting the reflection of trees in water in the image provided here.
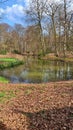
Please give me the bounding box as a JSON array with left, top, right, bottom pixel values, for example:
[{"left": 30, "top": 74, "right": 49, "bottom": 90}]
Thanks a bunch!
[
  {"left": 0, "top": 59, "right": 73, "bottom": 83},
  {"left": 53, "top": 61, "right": 73, "bottom": 81}
]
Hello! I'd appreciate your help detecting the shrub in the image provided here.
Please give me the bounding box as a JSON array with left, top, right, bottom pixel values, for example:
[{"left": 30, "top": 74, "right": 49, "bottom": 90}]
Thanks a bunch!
[
  {"left": 13, "top": 50, "right": 21, "bottom": 54},
  {"left": 0, "top": 50, "right": 7, "bottom": 55}
]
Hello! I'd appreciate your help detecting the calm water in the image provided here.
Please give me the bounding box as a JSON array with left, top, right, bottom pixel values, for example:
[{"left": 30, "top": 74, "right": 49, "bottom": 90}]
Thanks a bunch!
[{"left": 0, "top": 57, "right": 73, "bottom": 83}]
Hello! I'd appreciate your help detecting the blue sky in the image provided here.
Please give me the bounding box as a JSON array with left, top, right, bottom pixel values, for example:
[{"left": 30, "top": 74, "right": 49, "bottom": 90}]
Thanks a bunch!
[
  {"left": 0, "top": 0, "right": 29, "bottom": 26},
  {"left": 0, "top": 0, "right": 61, "bottom": 27},
  {"left": 0, "top": 0, "right": 73, "bottom": 27}
]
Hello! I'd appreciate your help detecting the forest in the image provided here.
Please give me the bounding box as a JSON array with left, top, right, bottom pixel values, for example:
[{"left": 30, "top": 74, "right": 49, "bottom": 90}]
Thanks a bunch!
[{"left": 0, "top": 0, "right": 73, "bottom": 57}]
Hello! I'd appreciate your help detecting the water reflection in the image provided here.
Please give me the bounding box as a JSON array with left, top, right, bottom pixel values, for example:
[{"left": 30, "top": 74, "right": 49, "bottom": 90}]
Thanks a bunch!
[{"left": 0, "top": 58, "right": 73, "bottom": 83}]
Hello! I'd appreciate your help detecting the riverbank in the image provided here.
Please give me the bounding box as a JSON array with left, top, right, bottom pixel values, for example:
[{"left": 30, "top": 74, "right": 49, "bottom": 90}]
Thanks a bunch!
[
  {"left": 43, "top": 53, "right": 73, "bottom": 62},
  {"left": 0, "top": 53, "right": 24, "bottom": 61},
  {"left": 0, "top": 81, "right": 73, "bottom": 130},
  {"left": 0, "top": 52, "right": 73, "bottom": 62}
]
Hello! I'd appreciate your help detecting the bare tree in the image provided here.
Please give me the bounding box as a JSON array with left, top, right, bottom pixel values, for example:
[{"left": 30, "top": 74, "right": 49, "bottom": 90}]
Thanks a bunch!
[
  {"left": 14, "top": 24, "right": 26, "bottom": 54},
  {"left": 26, "top": 0, "right": 47, "bottom": 54},
  {"left": 45, "top": 1, "right": 59, "bottom": 56},
  {"left": 60, "top": 0, "right": 73, "bottom": 57}
]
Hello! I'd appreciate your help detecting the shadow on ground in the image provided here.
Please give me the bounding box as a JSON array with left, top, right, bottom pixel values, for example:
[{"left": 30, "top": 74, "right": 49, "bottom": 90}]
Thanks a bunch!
[
  {"left": 13, "top": 106, "right": 73, "bottom": 130},
  {"left": 0, "top": 121, "right": 12, "bottom": 130}
]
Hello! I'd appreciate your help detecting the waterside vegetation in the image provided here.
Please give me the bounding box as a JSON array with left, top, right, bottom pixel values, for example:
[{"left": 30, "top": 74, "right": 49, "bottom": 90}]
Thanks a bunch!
[
  {"left": 0, "top": 76, "right": 9, "bottom": 83},
  {"left": 0, "top": 57, "right": 24, "bottom": 70}
]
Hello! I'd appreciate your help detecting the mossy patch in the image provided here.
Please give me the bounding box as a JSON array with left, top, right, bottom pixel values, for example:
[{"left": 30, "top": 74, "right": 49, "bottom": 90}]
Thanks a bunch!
[{"left": 0, "top": 76, "right": 9, "bottom": 83}]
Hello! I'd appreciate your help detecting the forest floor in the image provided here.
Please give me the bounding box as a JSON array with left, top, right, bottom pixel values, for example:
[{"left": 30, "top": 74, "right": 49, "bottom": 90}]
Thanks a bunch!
[{"left": 0, "top": 81, "right": 73, "bottom": 130}]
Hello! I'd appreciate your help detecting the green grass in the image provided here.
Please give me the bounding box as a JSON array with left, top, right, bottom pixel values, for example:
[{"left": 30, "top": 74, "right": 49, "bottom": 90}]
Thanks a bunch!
[
  {"left": 0, "top": 92, "right": 5, "bottom": 98},
  {"left": 0, "top": 58, "right": 24, "bottom": 70},
  {"left": 0, "top": 58, "right": 17, "bottom": 62},
  {"left": 0, "top": 76, "right": 9, "bottom": 83},
  {"left": 0, "top": 90, "right": 16, "bottom": 103},
  {"left": 0, "top": 57, "right": 24, "bottom": 83}
]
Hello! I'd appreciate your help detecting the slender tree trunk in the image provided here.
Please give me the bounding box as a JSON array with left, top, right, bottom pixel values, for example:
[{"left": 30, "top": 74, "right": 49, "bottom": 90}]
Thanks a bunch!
[
  {"left": 52, "top": 17, "right": 58, "bottom": 56},
  {"left": 63, "top": 0, "right": 67, "bottom": 57},
  {"left": 58, "top": 10, "right": 62, "bottom": 56},
  {"left": 38, "top": 22, "right": 45, "bottom": 54}
]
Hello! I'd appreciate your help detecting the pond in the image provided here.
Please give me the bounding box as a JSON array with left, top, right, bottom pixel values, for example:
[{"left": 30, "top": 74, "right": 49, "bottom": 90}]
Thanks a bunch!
[{"left": 0, "top": 57, "right": 73, "bottom": 83}]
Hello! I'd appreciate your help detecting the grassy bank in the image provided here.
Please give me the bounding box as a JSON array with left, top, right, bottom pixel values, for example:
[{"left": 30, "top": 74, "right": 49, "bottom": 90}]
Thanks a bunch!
[
  {"left": 0, "top": 76, "right": 9, "bottom": 83},
  {"left": 0, "top": 57, "right": 24, "bottom": 83},
  {"left": 0, "top": 57, "right": 24, "bottom": 70}
]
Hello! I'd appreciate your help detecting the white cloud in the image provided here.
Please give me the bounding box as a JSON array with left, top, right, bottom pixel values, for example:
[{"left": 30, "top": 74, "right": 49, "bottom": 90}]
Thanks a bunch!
[
  {"left": 6, "top": 4, "right": 24, "bottom": 17},
  {"left": 0, "top": 8, "right": 4, "bottom": 15},
  {"left": 0, "top": 4, "right": 25, "bottom": 24}
]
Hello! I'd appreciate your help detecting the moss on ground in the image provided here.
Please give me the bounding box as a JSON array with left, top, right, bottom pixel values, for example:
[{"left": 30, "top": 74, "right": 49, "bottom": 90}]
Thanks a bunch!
[{"left": 0, "top": 76, "right": 9, "bottom": 83}]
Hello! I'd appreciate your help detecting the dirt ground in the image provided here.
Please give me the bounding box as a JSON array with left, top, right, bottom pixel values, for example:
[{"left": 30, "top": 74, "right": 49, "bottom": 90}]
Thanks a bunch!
[
  {"left": 43, "top": 52, "right": 73, "bottom": 62},
  {"left": 0, "top": 53, "right": 24, "bottom": 60},
  {"left": 0, "top": 81, "right": 73, "bottom": 130}
]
